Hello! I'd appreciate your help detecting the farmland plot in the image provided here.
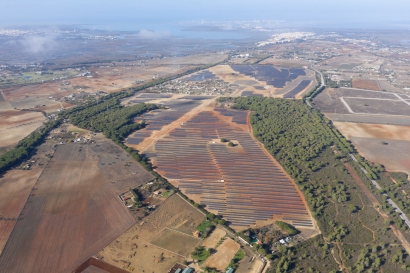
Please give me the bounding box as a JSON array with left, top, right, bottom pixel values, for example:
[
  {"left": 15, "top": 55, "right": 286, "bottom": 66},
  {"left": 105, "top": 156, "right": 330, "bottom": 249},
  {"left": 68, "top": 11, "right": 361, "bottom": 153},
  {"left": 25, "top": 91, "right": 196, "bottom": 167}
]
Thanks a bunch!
[{"left": 0, "top": 140, "right": 153, "bottom": 273}]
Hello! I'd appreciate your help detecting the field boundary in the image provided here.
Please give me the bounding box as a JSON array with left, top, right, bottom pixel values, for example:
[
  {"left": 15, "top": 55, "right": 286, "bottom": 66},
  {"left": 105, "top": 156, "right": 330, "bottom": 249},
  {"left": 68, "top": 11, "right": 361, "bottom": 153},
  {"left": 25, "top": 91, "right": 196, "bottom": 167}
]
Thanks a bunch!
[{"left": 149, "top": 227, "right": 203, "bottom": 258}]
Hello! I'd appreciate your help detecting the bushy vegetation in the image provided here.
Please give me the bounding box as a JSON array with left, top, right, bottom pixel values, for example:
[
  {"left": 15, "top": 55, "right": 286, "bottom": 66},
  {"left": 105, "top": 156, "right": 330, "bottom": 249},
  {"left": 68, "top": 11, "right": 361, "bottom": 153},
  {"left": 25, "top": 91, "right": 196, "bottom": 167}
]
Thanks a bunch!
[
  {"left": 268, "top": 236, "right": 338, "bottom": 273},
  {"left": 191, "top": 246, "right": 210, "bottom": 263},
  {"left": 275, "top": 221, "right": 298, "bottom": 235},
  {"left": 68, "top": 101, "right": 158, "bottom": 142},
  {"left": 196, "top": 220, "right": 216, "bottom": 238},
  {"left": 230, "top": 97, "right": 410, "bottom": 272}
]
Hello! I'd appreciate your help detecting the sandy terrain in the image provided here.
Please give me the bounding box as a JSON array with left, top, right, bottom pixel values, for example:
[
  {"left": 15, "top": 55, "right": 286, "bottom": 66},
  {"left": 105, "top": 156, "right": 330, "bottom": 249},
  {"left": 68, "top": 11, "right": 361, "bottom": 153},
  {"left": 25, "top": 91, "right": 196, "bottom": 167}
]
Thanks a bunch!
[
  {"left": 350, "top": 137, "right": 410, "bottom": 175},
  {"left": 203, "top": 238, "right": 240, "bottom": 271},
  {"left": 201, "top": 228, "right": 226, "bottom": 249},
  {"left": 0, "top": 140, "right": 153, "bottom": 273},
  {"left": 333, "top": 122, "right": 410, "bottom": 141},
  {"left": 0, "top": 110, "right": 46, "bottom": 152},
  {"left": 334, "top": 122, "right": 410, "bottom": 175},
  {"left": 97, "top": 194, "right": 205, "bottom": 273}
]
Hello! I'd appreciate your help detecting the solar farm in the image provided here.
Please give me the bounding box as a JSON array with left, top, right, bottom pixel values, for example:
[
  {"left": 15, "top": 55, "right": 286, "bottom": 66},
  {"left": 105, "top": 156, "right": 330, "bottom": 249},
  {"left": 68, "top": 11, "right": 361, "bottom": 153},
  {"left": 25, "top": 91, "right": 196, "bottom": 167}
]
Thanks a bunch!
[
  {"left": 142, "top": 108, "right": 313, "bottom": 229},
  {"left": 230, "top": 65, "right": 306, "bottom": 88}
]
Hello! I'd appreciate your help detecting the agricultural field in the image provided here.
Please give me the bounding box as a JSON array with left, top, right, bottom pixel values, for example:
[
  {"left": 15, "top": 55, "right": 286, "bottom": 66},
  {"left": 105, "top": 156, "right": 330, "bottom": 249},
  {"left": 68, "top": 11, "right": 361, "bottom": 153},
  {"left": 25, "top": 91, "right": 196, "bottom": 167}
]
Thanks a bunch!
[
  {"left": 325, "top": 113, "right": 410, "bottom": 126},
  {"left": 2, "top": 64, "right": 198, "bottom": 109},
  {"left": 97, "top": 194, "right": 205, "bottom": 273},
  {"left": 151, "top": 228, "right": 202, "bottom": 257},
  {"left": 0, "top": 138, "right": 154, "bottom": 273},
  {"left": 0, "top": 170, "right": 43, "bottom": 255},
  {"left": 0, "top": 110, "right": 46, "bottom": 154},
  {"left": 352, "top": 78, "right": 382, "bottom": 91},
  {"left": 333, "top": 122, "right": 410, "bottom": 141},
  {"left": 201, "top": 228, "right": 226, "bottom": 248},
  {"left": 349, "top": 137, "right": 410, "bottom": 175},
  {"left": 149, "top": 53, "right": 228, "bottom": 65},
  {"left": 202, "top": 238, "right": 240, "bottom": 271},
  {"left": 0, "top": 69, "right": 80, "bottom": 88},
  {"left": 314, "top": 87, "right": 410, "bottom": 123}
]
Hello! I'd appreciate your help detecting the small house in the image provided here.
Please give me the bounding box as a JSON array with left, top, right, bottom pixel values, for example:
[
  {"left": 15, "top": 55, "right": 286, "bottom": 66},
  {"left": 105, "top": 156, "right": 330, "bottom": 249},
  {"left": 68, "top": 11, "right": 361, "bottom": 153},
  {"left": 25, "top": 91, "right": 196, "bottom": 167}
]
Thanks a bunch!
[{"left": 153, "top": 190, "right": 161, "bottom": 196}]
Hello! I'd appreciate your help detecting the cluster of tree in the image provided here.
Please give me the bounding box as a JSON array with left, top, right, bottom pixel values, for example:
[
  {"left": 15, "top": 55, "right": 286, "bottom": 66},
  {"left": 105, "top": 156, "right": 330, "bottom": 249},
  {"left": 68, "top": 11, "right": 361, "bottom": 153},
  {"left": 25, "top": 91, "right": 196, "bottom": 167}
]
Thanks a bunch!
[
  {"left": 330, "top": 183, "right": 348, "bottom": 203},
  {"left": 275, "top": 221, "right": 298, "bottom": 235},
  {"left": 0, "top": 119, "right": 60, "bottom": 174},
  {"left": 68, "top": 102, "right": 158, "bottom": 142},
  {"left": 326, "top": 222, "right": 348, "bottom": 242},
  {"left": 231, "top": 97, "right": 335, "bottom": 183},
  {"left": 191, "top": 246, "right": 210, "bottom": 263},
  {"left": 206, "top": 213, "right": 226, "bottom": 225},
  {"left": 196, "top": 219, "right": 216, "bottom": 238},
  {"left": 130, "top": 188, "right": 143, "bottom": 207},
  {"left": 303, "top": 85, "right": 325, "bottom": 101},
  {"left": 354, "top": 246, "right": 383, "bottom": 272}
]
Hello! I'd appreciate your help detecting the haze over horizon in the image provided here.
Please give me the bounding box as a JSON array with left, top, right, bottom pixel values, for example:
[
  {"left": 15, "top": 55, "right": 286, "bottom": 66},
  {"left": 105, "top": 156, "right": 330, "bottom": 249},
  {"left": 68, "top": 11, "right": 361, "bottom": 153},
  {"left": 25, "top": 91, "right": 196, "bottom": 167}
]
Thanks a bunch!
[{"left": 1, "top": 0, "right": 410, "bottom": 31}]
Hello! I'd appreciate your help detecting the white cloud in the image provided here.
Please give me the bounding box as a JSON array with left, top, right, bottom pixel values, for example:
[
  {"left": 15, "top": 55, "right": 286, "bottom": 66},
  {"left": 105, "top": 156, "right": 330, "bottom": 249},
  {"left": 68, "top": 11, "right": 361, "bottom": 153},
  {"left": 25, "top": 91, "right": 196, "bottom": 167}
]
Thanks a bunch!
[
  {"left": 136, "top": 29, "right": 170, "bottom": 39},
  {"left": 20, "top": 34, "right": 58, "bottom": 54}
]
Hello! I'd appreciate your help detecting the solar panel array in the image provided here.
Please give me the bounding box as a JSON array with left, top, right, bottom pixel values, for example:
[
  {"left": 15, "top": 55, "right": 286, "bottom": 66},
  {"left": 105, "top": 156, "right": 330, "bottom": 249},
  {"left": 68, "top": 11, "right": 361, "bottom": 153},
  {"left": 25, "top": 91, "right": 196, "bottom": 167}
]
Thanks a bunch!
[
  {"left": 241, "top": 91, "right": 264, "bottom": 97},
  {"left": 149, "top": 109, "right": 313, "bottom": 228},
  {"left": 183, "top": 70, "right": 219, "bottom": 81},
  {"left": 283, "top": 80, "right": 312, "bottom": 98},
  {"left": 230, "top": 65, "right": 306, "bottom": 88},
  {"left": 126, "top": 99, "right": 201, "bottom": 146}
]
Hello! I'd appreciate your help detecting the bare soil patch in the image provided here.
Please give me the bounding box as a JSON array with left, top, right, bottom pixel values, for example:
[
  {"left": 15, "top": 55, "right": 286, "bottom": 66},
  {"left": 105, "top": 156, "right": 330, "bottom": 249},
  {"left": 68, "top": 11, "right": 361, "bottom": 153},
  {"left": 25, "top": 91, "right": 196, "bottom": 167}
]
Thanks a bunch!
[
  {"left": 333, "top": 122, "right": 410, "bottom": 141},
  {"left": 0, "top": 110, "right": 46, "bottom": 152},
  {"left": 201, "top": 228, "right": 226, "bottom": 249},
  {"left": 151, "top": 228, "right": 202, "bottom": 257},
  {"left": 0, "top": 140, "right": 153, "bottom": 273},
  {"left": 203, "top": 238, "right": 240, "bottom": 271},
  {"left": 349, "top": 137, "right": 410, "bottom": 175},
  {"left": 0, "top": 170, "right": 43, "bottom": 253},
  {"left": 352, "top": 79, "right": 381, "bottom": 91}
]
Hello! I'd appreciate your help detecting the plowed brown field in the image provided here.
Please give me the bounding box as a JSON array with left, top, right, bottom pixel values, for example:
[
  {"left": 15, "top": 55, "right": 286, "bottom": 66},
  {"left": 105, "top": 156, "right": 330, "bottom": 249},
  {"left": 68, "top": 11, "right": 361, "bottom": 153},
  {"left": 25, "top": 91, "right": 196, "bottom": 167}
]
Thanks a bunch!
[
  {"left": 352, "top": 79, "right": 381, "bottom": 91},
  {"left": 0, "top": 170, "right": 43, "bottom": 254},
  {"left": 0, "top": 140, "right": 153, "bottom": 273}
]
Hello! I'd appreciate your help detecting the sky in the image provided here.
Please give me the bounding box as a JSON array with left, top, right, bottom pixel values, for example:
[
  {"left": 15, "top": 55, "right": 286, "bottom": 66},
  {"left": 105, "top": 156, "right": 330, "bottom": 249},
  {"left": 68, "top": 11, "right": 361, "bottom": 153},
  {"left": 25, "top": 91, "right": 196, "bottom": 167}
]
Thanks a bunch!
[{"left": 1, "top": 0, "right": 410, "bottom": 30}]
